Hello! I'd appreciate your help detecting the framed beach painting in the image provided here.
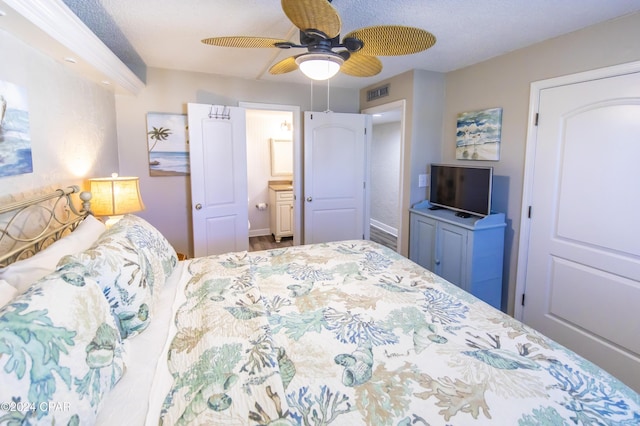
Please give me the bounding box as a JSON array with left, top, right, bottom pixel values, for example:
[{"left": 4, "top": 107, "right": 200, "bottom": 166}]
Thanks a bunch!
[
  {"left": 0, "top": 80, "right": 33, "bottom": 178},
  {"left": 146, "top": 112, "right": 189, "bottom": 176},
  {"left": 456, "top": 107, "right": 502, "bottom": 161}
]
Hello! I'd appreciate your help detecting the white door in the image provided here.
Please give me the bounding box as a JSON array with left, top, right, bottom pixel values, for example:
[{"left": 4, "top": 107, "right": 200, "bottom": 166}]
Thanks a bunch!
[
  {"left": 303, "top": 111, "right": 370, "bottom": 244},
  {"left": 188, "top": 103, "right": 248, "bottom": 257},
  {"left": 520, "top": 69, "right": 640, "bottom": 391}
]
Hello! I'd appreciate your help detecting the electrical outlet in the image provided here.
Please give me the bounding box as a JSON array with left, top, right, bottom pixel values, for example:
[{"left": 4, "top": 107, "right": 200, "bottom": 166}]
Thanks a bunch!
[{"left": 418, "top": 174, "right": 427, "bottom": 188}]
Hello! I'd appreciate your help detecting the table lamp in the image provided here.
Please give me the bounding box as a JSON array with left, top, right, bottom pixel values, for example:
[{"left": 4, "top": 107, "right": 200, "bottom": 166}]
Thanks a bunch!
[{"left": 88, "top": 173, "right": 145, "bottom": 227}]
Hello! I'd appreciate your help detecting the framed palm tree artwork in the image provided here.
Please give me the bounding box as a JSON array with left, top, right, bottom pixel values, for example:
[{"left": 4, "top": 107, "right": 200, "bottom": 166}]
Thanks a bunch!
[{"left": 146, "top": 112, "right": 189, "bottom": 176}]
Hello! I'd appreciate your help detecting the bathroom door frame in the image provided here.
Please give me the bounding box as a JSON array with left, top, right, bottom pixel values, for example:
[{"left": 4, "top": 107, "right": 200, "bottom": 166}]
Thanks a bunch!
[{"left": 240, "top": 102, "right": 302, "bottom": 246}]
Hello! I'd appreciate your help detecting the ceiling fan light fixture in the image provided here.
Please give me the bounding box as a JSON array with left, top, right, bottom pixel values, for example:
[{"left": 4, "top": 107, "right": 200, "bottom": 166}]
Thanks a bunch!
[{"left": 295, "top": 52, "right": 344, "bottom": 80}]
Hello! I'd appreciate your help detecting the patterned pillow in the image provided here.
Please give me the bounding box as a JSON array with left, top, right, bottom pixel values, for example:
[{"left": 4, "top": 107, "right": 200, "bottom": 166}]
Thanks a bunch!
[
  {"left": 59, "top": 230, "right": 154, "bottom": 339},
  {"left": 109, "top": 215, "right": 178, "bottom": 290},
  {"left": 0, "top": 265, "right": 126, "bottom": 424}
]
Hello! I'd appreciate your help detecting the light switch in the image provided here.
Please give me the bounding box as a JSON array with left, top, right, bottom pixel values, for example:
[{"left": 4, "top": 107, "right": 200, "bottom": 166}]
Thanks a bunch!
[{"left": 418, "top": 174, "right": 428, "bottom": 188}]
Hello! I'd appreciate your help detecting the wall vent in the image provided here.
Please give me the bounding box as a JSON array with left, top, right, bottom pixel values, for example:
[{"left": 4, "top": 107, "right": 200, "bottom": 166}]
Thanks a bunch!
[{"left": 367, "top": 84, "right": 389, "bottom": 102}]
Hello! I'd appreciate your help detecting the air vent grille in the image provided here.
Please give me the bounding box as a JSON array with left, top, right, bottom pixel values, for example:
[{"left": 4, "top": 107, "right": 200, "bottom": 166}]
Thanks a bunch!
[{"left": 367, "top": 84, "right": 389, "bottom": 102}]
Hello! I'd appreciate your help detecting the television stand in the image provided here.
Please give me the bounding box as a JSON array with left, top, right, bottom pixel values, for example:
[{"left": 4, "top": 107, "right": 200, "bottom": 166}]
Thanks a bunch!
[
  {"left": 428, "top": 206, "right": 443, "bottom": 211},
  {"left": 455, "top": 212, "right": 472, "bottom": 218},
  {"left": 409, "top": 200, "right": 506, "bottom": 310}
]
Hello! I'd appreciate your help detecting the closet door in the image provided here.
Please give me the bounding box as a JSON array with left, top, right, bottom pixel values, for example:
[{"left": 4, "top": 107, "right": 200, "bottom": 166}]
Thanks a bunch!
[
  {"left": 520, "top": 68, "right": 640, "bottom": 391},
  {"left": 188, "top": 103, "right": 248, "bottom": 257}
]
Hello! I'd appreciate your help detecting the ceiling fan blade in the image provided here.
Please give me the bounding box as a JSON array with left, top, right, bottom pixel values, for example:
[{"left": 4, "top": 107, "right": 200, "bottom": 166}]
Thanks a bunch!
[
  {"left": 344, "top": 25, "right": 436, "bottom": 56},
  {"left": 281, "top": 0, "right": 341, "bottom": 39},
  {"left": 269, "top": 56, "right": 299, "bottom": 75},
  {"left": 341, "top": 52, "right": 382, "bottom": 77},
  {"left": 202, "top": 36, "right": 289, "bottom": 48}
]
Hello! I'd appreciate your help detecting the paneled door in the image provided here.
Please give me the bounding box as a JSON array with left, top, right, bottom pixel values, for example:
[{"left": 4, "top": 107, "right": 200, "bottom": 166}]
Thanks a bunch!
[
  {"left": 188, "top": 103, "right": 248, "bottom": 257},
  {"left": 520, "top": 66, "right": 640, "bottom": 391},
  {"left": 303, "top": 111, "right": 370, "bottom": 244}
]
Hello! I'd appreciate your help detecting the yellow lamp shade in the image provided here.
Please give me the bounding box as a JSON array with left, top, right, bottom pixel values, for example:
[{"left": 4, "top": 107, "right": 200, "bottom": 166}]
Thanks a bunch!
[{"left": 88, "top": 175, "right": 145, "bottom": 217}]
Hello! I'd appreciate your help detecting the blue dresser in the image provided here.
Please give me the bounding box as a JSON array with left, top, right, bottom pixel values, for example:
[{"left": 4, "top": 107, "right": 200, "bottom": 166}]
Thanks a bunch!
[{"left": 409, "top": 200, "right": 506, "bottom": 310}]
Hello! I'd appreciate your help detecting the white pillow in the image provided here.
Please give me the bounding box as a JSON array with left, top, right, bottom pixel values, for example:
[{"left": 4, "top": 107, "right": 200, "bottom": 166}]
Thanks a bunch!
[
  {"left": 0, "top": 279, "right": 17, "bottom": 307},
  {"left": 0, "top": 215, "right": 106, "bottom": 293}
]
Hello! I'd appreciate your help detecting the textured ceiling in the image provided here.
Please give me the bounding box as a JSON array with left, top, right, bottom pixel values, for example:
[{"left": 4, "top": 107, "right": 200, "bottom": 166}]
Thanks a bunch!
[{"left": 62, "top": 0, "right": 640, "bottom": 89}]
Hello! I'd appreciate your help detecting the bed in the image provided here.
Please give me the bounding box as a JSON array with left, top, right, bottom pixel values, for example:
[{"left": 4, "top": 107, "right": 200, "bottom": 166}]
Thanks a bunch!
[{"left": 1, "top": 187, "right": 639, "bottom": 425}]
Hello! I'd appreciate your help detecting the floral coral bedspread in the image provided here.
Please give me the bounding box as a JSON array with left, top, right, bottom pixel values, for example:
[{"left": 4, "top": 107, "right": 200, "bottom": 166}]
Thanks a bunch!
[{"left": 159, "top": 240, "right": 640, "bottom": 425}]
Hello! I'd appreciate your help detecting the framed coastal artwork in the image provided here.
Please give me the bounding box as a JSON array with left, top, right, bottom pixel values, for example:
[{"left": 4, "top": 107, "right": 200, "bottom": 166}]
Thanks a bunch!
[
  {"left": 456, "top": 107, "right": 502, "bottom": 161},
  {"left": 146, "top": 112, "right": 189, "bottom": 176},
  {"left": 0, "top": 80, "right": 33, "bottom": 178}
]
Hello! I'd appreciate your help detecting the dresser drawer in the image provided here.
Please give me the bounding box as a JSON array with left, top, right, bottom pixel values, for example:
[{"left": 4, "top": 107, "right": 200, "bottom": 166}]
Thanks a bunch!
[{"left": 276, "top": 190, "right": 293, "bottom": 201}]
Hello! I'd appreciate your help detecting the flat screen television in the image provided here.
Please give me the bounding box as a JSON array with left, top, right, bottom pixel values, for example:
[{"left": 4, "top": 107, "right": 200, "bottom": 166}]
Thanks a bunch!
[{"left": 429, "top": 164, "right": 493, "bottom": 217}]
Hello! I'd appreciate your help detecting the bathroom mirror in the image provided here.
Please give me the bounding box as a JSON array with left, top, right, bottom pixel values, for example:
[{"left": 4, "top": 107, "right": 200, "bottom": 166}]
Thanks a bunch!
[{"left": 270, "top": 138, "right": 293, "bottom": 176}]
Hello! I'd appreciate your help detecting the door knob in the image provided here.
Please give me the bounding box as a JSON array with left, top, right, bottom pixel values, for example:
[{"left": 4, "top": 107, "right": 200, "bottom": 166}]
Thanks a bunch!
[
  {"left": 195, "top": 203, "right": 202, "bottom": 210},
  {"left": 306, "top": 197, "right": 312, "bottom": 202}
]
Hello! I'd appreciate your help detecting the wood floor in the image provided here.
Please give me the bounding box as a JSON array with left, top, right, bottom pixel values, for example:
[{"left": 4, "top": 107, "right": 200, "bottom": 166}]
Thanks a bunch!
[
  {"left": 369, "top": 226, "right": 398, "bottom": 251},
  {"left": 249, "top": 235, "right": 294, "bottom": 251},
  {"left": 249, "top": 226, "right": 397, "bottom": 252}
]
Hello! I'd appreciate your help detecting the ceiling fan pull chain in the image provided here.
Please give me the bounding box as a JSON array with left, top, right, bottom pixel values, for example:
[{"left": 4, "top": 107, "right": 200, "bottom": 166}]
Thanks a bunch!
[
  {"left": 310, "top": 79, "right": 314, "bottom": 112},
  {"left": 325, "top": 77, "right": 332, "bottom": 113}
]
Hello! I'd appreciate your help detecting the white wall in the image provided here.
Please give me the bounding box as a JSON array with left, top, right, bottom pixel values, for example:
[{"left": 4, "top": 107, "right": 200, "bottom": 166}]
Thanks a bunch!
[
  {"left": 0, "top": 29, "right": 119, "bottom": 202},
  {"left": 410, "top": 70, "right": 446, "bottom": 206},
  {"left": 370, "top": 121, "right": 401, "bottom": 233},
  {"left": 115, "top": 67, "right": 359, "bottom": 257},
  {"left": 360, "top": 70, "right": 446, "bottom": 256}
]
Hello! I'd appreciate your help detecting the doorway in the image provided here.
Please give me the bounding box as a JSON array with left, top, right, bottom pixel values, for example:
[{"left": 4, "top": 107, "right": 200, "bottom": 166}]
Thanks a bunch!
[
  {"left": 240, "top": 102, "right": 301, "bottom": 248},
  {"left": 362, "top": 100, "right": 406, "bottom": 253}
]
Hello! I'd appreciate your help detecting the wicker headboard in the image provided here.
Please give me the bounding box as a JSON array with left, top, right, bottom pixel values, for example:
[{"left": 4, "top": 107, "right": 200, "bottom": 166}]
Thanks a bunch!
[{"left": 0, "top": 186, "right": 92, "bottom": 267}]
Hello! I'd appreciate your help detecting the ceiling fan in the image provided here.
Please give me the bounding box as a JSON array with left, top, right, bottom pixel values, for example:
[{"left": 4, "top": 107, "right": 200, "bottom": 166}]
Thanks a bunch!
[{"left": 202, "top": 0, "right": 436, "bottom": 81}]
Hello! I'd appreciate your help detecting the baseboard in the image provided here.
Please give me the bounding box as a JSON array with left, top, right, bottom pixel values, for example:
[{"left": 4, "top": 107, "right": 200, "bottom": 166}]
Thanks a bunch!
[
  {"left": 249, "top": 228, "right": 271, "bottom": 238},
  {"left": 370, "top": 219, "right": 398, "bottom": 237}
]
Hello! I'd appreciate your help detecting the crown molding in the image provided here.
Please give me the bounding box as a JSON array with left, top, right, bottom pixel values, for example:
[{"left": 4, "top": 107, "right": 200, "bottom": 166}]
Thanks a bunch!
[{"left": 2, "top": 0, "right": 144, "bottom": 95}]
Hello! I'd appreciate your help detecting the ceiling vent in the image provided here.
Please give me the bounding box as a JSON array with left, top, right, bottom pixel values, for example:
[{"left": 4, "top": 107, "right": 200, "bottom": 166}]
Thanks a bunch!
[{"left": 367, "top": 84, "right": 389, "bottom": 102}]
